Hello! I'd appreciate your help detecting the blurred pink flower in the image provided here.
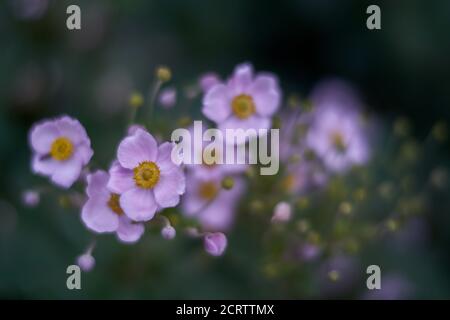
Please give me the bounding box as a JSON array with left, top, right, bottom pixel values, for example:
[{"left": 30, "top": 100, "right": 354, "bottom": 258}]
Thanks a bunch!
[
  {"left": 184, "top": 124, "right": 248, "bottom": 180},
  {"left": 306, "top": 79, "right": 370, "bottom": 173},
  {"left": 158, "top": 87, "right": 177, "bottom": 109},
  {"left": 107, "top": 129, "right": 185, "bottom": 222},
  {"left": 29, "top": 116, "right": 93, "bottom": 188},
  {"left": 182, "top": 172, "right": 245, "bottom": 232},
  {"left": 202, "top": 63, "right": 281, "bottom": 134},
  {"left": 282, "top": 161, "right": 328, "bottom": 195},
  {"left": 81, "top": 170, "right": 145, "bottom": 243},
  {"left": 204, "top": 232, "right": 227, "bottom": 256}
]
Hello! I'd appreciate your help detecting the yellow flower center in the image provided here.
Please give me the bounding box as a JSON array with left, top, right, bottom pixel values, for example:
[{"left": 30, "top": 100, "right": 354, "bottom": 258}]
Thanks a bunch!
[
  {"left": 198, "top": 181, "right": 219, "bottom": 200},
  {"left": 232, "top": 94, "right": 256, "bottom": 119},
  {"left": 107, "top": 193, "right": 124, "bottom": 215},
  {"left": 50, "top": 137, "right": 74, "bottom": 161},
  {"left": 330, "top": 131, "right": 346, "bottom": 152},
  {"left": 133, "top": 161, "right": 160, "bottom": 189}
]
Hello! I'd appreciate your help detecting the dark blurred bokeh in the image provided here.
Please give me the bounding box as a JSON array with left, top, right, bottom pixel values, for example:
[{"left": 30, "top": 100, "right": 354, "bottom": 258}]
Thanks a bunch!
[{"left": 0, "top": 0, "right": 449, "bottom": 299}]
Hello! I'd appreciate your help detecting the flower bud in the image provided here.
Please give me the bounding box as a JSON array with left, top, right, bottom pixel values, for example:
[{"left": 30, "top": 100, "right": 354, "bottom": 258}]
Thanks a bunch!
[
  {"left": 204, "top": 232, "right": 227, "bottom": 257},
  {"left": 271, "top": 201, "right": 292, "bottom": 223},
  {"left": 221, "top": 177, "right": 234, "bottom": 190},
  {"left": 129, "top": 92, "right": 144, "bottom": 108},
  {"left": 161, "top": 225, "right": 176, "bottom": 240},
  {"left": 156, "top": 66, "right": 171, "bottom": 83},
  {"left": 76, "top": 253, "right": 95, "bottom": 272},
  {"left": 22, "top": 190, "right": 40, "bottom": 208},
  {"left": 158, "top": 87, "right": 177, "bottom": 109}
]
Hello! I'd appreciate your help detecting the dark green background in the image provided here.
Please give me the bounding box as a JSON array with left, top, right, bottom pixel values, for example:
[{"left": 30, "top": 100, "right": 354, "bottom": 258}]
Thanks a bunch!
[{"left": 0, "top": 0, "right": 449, "bottom": 299}]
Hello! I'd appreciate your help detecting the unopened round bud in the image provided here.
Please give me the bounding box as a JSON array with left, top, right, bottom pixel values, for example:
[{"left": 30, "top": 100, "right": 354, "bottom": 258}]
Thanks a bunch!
[
  {"left": 129, "top": 92, "right": 144, "bottom": 108},
  {"left": 204, "top": 232, "right": 227, "bottom": 257},
  {"left": 22, "top": 190, "right": 40, "bottom": 208},
  {"left": 271, "top": 201, "right": 292, "bottom": 223},
  {"left": 221, "top": 177, "right": 234, "bottom": 190},
  {"left": 156, "top": 66, "right": 172, "bottom": 82},
  {"left": 76, "top": 253, "right": 95, "bottom": 272},
  {"left": 161, "top": 225, "right": 176, "bottom": 240}
]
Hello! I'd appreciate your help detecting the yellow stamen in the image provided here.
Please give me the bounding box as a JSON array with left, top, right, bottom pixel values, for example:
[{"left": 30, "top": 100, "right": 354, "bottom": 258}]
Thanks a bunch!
[
  {"left": 231, "top": 94, "right": 256, "bottom": 119},
  {"left": 330, "top": 131, "right": 346, "bottom": 152},
  {"left": 198, "top": 181, "right": 218, "bottom": 200},
  {"left": 50, "top": 137, "right": 74, "bottom": 161},
  {"left": 133, "top": 161, "right": 160, "bottom": 189},
  {"left": 107, "top": 193, "right": 124, "bottom": 215}
]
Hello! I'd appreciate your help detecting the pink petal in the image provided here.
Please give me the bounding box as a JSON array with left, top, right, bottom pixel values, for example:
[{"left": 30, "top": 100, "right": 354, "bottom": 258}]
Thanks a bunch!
[
  {"left": 107, "top": 161, "right": 135, "bottom": 194},
  {"left": 154, "top": 167, "right": 185, "bottom": 208},
  {"left": 50, "top": 156, "right": 83, "bottom": 188},
  {"left": 81, "top": 198, "right": 119, "bottom": 233},
  {"left": 29, "top": 121, "right": 60, "bottom": 154},
  {"left": 76, "top": 143, "right": 94, "bottom": 165},
  {"left": 32, "top": 155, "right": 57, "bottom": 176},
  {"left": 228, "top": 63, "right": 253, "bottom": 94},
  {"left": 116, "top": 216, "right": 145, "bottom": 243},
  {"left": 32, "top": 155, "right": 83, "bottom": 189},
  {"left": 198, "top": 177, "right": 245, "bottom": 231},
  {"left": 202, "top": 84, "right": 231, "bottom": 123},
  {"left": 86, "top": 170, "right": 110, "bottom": 198},
  {"left": 120, "top": 187, "right": 158, "bottom": 222},
  {"left": 181, "top": 174, "right": 216, "bottom": 216},
  {"left": 250, "top": 75, "right": 281, "bottom": 116},
  {"left": 117, "top": 129, "right": 158, "bottom": 169},
  {"left": 156, "top": 142, "right": 178, "bottom": 173},
  {"left": 55, "top": 116, "right": 90, "bottom": 146}
]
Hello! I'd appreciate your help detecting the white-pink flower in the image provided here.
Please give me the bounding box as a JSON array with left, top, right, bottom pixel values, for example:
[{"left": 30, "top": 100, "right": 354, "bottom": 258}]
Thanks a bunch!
[
  {"left": 107, "top": 128, "right": 186, "bottom": 222},
  {"left": 29, "top": 115, "right": 93, "bottom": 188},
  {"left": 202, "top": 63, "right": 281, "bottom": 133},
  {"left": 81, "top": 170, "right": 145, "bottom": 243}
]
